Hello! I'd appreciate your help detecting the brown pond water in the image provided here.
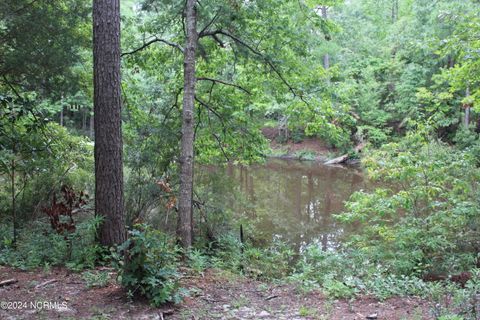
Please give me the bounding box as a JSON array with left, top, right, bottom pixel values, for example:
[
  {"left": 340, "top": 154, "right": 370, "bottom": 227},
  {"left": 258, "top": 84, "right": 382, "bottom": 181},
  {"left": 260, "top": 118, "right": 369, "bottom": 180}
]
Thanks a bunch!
[{"left": 195, "top": 158, "right": 367, "bottom": 251}]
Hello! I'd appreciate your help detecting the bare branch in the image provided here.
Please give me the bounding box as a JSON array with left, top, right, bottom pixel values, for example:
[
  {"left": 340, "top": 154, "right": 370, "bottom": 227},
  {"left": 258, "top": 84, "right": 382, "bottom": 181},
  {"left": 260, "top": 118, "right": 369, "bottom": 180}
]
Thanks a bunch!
[
  {"left": 199, "top": 10, "right": 221, "bottom": 37},
  {"left": 162, "top": 87, "right": 183, "bottom": 126},
  {"left": 194, "top": 96, "right": 230, "bottom": 162},
  {"left": 121, "top": 37, "right": 184, "bottom": 57},
  {"left": 194, "top": 96, "right": 224, "bottom": 124},
  {"left": 197, "top": 77, "right": 251, "bottom": 95}
]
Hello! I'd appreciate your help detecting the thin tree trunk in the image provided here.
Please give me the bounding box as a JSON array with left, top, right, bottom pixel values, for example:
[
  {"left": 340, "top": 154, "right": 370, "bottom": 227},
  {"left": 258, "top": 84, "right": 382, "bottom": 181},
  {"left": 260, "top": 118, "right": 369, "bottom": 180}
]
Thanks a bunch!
[
  {"left": 177, "top": 0, "right": 197, "bottom": 249},
  {"left": 82, "top": 107, "right": 87, "bottom": 132},
  {"left": 321, "top": 6, "right": 330, "bottom": 69},
  {"left": 93, "top": 0, "right": 125, "bottom": 246},
  {"left": 89, "top": 112, "right": 94, "bottom": 138},
  {"left": 11, "top": 141, "right": 17, "bottom": 245},
  {"left": 465, "top": 86, "right": 471, "bottom": 127},
  {"left": 391, "top": 0, "right": 398, "bottom": 23}
]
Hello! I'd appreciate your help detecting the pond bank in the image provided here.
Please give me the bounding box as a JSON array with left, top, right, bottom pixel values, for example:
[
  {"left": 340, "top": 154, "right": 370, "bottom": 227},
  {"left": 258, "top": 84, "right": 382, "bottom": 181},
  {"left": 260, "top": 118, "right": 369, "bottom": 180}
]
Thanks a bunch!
[{"left": 262, "top": 127, "right": 361, "bottom": 164}]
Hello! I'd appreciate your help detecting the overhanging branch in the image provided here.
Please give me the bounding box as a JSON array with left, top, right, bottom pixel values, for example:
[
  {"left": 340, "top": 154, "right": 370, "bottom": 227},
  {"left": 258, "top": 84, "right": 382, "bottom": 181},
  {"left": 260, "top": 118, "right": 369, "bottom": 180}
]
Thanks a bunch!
[
  {"left": 121, "top": 37, "right": 184, "bottom": 57},
  {"left": 197, "top": 77, "right": 251, "bottom": 95}
]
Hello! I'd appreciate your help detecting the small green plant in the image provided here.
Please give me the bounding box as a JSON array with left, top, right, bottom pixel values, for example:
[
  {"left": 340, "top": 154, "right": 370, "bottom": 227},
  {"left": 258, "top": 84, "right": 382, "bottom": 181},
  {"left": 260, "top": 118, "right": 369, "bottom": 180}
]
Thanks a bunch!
[
  {"left": 115, "top": 224, "right": 183, "bottom": 306},
  {"left": 430, "top": 269, "right": 480, "bottom": 320},
  {"left": 188, "top": 249, "right": 208, "bottom": 274},
  {"left": 82, "top": 270, "right": 110, "bottom": 288},
  {"left": 298, "top": 305, "right": 317, "bottom": 317},
  {"left": 232, "top": 295, "right": 249, "bottom": 309},
  {"left": 294, "top": 149, "right": 317, "bottom": 161},
  {"left": 323, "top": 277, "right": 357, "bottom": 299}
]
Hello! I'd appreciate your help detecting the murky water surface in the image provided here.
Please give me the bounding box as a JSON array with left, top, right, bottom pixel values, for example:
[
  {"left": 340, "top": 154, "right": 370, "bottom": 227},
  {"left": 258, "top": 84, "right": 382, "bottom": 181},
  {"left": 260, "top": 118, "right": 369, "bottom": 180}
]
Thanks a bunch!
[{"left": 196, "top": 159, "right": 367, "bottom": 250}]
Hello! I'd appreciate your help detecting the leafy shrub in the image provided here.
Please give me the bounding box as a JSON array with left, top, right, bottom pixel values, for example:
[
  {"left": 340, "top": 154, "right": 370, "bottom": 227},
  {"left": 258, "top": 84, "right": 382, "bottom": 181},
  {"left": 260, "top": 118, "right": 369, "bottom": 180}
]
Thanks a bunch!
[
  {"left": 243, "top": 239, "right": 294, "bottom": 280},
  {"left": 208, "top": 233, "right": 244, "bottom": 271},
  {"left": 337, "top": 131, "right": 480, "bottom": 275},
  {"left": 323, "top": 279, "right": 357, "bottom": 299},
  {"left": 0, "top": 216, "right": 104, "bottom": 270},
  {"left": 290, "top": 128, "right": 305, "bottom": 143},
  {"left": 0, "top": 120, "right": 94, "bottom": 225},
  {"left": 0, "top": 221, "right": 67, "bottom": 269},
  {"left": 188, "top": 249, "right": 208, "bottom": 274},
  {"left": 115, "top": 224, "right": 182, "bottom": 306},
  {"left": 453, "top": 128, "right": 480, "bottom": 165},
  {"left": 208, "top": 234, "right": 295, "bottom": 280},
  {"left": 357, "top": 125, "right": 390, "bottom": 147},
  {"left": 82, "top": 270, "right": 110, "bottom": 288},
  {"left": 66, "top": 215, "right": 107, "bottom": 271}
]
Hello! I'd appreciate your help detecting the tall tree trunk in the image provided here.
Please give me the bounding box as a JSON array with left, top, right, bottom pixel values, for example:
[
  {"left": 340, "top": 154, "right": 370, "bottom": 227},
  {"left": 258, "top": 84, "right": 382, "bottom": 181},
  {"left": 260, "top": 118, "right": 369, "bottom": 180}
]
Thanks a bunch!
[
  {"left": 177, "top": 0, "right": 197, "bottom": 249},
  {"left": 321, "top": 6, "right": 330, "bottom": 69},
  {"left": 93, "top": 0, "right": 125, "bottom": 246}
]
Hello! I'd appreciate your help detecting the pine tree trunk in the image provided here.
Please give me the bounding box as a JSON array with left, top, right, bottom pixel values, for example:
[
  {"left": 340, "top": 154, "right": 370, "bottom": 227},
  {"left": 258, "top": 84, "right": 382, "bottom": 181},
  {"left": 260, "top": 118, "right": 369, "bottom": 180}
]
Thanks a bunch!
[
  {"left": 93, "top": 0, "right": 126, "bottom": 246},
  {"left": 177, "top": 0, "right": 197, "bottom": 249}
]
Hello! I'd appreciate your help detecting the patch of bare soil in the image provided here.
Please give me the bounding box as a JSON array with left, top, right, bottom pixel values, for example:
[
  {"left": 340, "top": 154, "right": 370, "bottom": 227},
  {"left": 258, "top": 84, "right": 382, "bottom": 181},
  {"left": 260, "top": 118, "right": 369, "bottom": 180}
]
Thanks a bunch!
[
  {"left": 262, "top": 127, "right": 334, "bottom": 161},
  {"left": 0, "top": 266, "right": 433, "bottom": 319}
]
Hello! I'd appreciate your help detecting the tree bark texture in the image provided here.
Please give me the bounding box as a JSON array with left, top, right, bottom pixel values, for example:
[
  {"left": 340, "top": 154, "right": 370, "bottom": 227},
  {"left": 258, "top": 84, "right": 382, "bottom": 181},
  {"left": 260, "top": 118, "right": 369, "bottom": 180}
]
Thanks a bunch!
[
  {"left": 93, "top": 0, "right": 126, "bottom": 246},
  {"left": 177, "top": 0, "right": 198, "bottom": 249}
]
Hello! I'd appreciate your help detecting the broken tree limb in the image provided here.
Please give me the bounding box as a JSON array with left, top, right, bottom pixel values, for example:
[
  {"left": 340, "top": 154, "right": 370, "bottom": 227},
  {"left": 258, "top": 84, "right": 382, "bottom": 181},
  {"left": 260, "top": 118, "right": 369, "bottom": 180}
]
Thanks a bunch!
[
  {"left": 0, "top": 278, "right": 18, "bottom": 287},
  {"left": 324, "top": 143, "right": 366, "bottom": 165},
  {"left": 35, "top": 279, "right": 57, "bottom": 289}
]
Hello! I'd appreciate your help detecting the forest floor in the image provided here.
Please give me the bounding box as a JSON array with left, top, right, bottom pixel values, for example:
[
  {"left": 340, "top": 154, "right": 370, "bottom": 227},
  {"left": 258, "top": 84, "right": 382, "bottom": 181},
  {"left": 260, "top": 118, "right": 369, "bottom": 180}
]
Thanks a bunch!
[{"left": 0, "top": 266, "right": 434, "bottom": 320}]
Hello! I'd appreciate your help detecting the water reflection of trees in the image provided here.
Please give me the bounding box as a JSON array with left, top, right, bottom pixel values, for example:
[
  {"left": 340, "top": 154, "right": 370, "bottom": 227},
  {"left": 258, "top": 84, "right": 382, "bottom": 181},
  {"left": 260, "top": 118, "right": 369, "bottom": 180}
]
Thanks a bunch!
[{"left": 197, "top": 159, "right": 366, "bottom": 252}]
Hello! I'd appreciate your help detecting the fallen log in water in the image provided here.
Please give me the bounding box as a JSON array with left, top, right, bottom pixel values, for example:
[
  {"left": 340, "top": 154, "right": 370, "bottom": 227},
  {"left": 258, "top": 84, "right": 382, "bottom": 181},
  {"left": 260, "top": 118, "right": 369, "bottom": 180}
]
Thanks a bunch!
[{"left": 324, "top": 143, "right": 366, "bottom": 165}]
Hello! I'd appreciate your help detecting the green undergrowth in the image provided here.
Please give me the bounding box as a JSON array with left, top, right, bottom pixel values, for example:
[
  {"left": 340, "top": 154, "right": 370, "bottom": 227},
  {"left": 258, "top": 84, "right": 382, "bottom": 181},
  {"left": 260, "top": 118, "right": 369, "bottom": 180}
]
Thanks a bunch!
[
  {"left": 1, "top": 219, "right": 480, "bottom": 318},
  {"left": 0, "top": 215, "right": 106, "bottom": 271}
]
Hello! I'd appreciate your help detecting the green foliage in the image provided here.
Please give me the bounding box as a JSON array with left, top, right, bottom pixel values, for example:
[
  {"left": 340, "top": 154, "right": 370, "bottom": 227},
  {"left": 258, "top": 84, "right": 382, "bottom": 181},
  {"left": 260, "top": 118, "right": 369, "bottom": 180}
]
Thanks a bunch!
[
  {"left": 82, "top": 270, "right": 111, "bottom": 288},
  {"left": 294, "top": 149, "right": 317, "bottom": 161},
  {"left": 430, "top": 269, "right": 480, "bottom": 320},
  {"left": 188, "top": 249, "right": 208, "bottom": 274},
  {"left": 0, "top": 99, "right": 94, "bottom": 226},
  {"left": 337, "top": 131, "right": 480, "bottom": 275},
  {"left": 116, "top": 224, "right": 183, "bottom": 306},
  {"left": 0, "top": 216, "right": 105, "bottom": 271},
  {"left": 242, "top": 239, "right": 294, "bottom": 280},
  {"left": 0, "top": 0, "right": 91, "bottom": 98},
  {"left": 207, "top": 234, "right": 295, "bottom": 280},
  {"left": 453, "top": 128, "right": 480, "bottom": 164},
  {"left": 65, "top": 215, "right": 106, "bottom": 271},
  {"left": 322, "top": 277, "right": 357, "bottom": 299}
]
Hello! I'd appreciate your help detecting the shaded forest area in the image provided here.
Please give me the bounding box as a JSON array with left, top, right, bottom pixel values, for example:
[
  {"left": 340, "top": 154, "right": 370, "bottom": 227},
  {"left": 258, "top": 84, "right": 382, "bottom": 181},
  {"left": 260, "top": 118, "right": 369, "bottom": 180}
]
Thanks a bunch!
[{"left": 1, "top": 0, "right": 480, "bottom": 319}]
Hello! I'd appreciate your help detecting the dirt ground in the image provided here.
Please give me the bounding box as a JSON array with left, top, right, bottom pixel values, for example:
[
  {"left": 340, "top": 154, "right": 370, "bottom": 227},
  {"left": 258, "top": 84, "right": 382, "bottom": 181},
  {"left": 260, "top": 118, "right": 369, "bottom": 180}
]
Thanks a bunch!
[
  {"left": 0, "top": 266, "right": 433, "bottom": 320},
  {"left": 261, "top": 127, "right": 335, "bottom": 162}
]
